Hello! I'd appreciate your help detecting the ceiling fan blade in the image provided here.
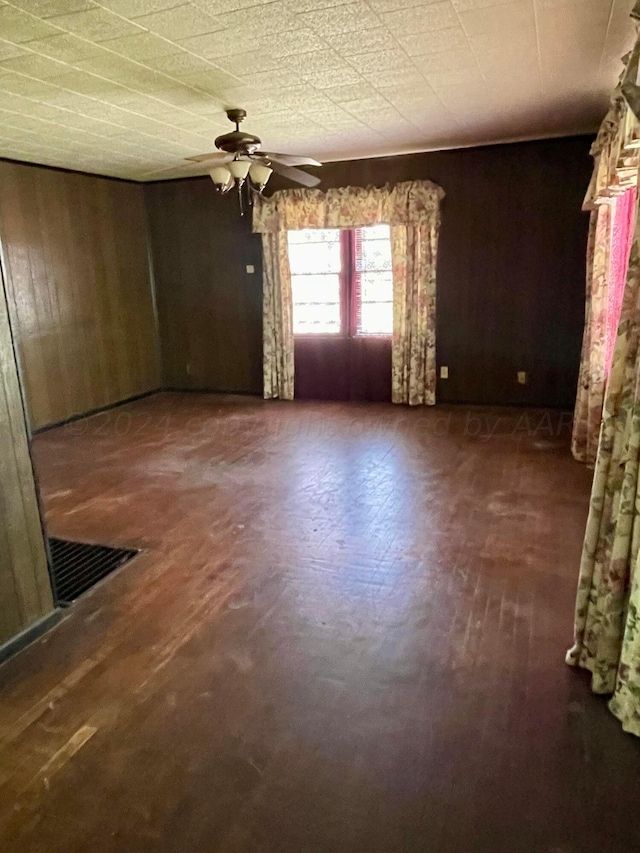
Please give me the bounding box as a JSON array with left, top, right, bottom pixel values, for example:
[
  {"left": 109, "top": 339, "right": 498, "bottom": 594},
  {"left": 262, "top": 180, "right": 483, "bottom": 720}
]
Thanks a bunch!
[
  {"left": 260, "top": 152, "right": 322, "bottom": 167},
  {"left": 268, "top": 159, "right": 321, "bottom": 188},
  {"left": 185, "top": 152, "right": 234, "bottom": 164}
]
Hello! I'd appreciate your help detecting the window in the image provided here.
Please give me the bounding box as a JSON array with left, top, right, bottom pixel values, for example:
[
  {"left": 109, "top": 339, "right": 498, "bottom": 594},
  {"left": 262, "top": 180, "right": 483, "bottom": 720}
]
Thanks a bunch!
[
  {"left": 288, "top": 225, "right": 393, "bottom": 337},
  {"left": 353, "top": 224, "right": 393, "bottom": 336},
  {"left": 288, "top": 229, "right": 342, "bottom": 335}
]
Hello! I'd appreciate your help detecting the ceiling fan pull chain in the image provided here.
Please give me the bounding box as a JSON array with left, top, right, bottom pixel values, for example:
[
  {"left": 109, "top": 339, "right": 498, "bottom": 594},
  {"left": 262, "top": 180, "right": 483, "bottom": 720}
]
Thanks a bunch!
[{"left": 238, "top": 179, "right": 244, "bottom": 216}]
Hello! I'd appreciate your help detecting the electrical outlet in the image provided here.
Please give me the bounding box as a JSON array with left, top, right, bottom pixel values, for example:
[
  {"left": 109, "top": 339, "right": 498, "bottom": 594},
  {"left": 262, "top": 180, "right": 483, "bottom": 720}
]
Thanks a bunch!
[
  {"left": 517, "top": 371, "right": 527, "bottom": 385},
  {"left": 186, "top": 362, "right": 191, "bottom": 376},
  {"left": 440, "top": 365, "right": 449, "bottom": 379},
  {"left": 246, "top": 264, "right": 255, "bottom": 274}
]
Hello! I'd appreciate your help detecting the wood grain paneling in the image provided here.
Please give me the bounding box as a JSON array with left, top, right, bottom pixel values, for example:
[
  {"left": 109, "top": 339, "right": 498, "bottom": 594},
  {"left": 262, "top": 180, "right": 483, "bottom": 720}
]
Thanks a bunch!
[
  {"left": 0, "top": 161, "right": 160, "bottom": 430},
  {"left": 294, "top": 337, "right": 392, "bottom": 402},
  {"left": 146, "top": 136, "right": 591, "bottom": 407},
  {"left": 0, "top": 264, "right": 53, "bottom": 646},
  {"left": 309, "top": 137, "right": 592, "bottom": 408},
  {"left": 145, "top": 179, "right": 263, "bottom": 394}
]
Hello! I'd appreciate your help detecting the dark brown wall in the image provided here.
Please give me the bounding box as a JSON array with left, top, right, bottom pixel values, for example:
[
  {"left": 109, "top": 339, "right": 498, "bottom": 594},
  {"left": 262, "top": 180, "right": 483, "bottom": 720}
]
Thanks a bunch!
[
  {"left": 317, "top": 136, "right": 592, "bottom": 407},
  {"left": 147, "top": 135, "right": 592, "bottom": 407},
  {"left": 0, "top": 263, "right": 53, "bottom": 645},
  {"left": 0, "top": 161, "right": 160, "bottom": 430},
  {"left": 145, "top": 179, "right": 263, "bottom": 394}
]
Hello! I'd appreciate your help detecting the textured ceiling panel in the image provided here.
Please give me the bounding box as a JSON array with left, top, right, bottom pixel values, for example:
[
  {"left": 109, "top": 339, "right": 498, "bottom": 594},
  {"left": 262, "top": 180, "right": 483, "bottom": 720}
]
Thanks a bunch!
[{"left": 0, "top": 0, "right": 635, "bottom": 181}]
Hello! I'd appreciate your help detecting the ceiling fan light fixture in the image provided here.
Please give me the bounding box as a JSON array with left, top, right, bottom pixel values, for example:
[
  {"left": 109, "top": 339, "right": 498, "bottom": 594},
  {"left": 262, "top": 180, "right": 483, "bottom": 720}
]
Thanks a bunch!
[
  {"left": 227, "top": 159, "right": 251, "bottom": 181},
  {"left": 249, "top": 161, "right": 273, "bottom": 191},
  {"left": 209, "top": 165, "right": 233, "bottom": 192},
  {"left": 191, "top": 109, "right": 321, "bottom": 213}
]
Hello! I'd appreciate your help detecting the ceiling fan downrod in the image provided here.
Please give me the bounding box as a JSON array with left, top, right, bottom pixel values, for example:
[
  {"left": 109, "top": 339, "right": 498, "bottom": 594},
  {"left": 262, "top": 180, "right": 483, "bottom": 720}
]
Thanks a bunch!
[{"left": 227, "top": 108, "right": 246, "bottom": 132}]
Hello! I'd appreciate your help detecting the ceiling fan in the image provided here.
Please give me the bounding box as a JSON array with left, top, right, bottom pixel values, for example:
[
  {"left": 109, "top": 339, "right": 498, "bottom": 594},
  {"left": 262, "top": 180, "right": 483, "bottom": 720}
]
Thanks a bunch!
[{"left": 187, "top": 108, "right": 322, "bottom": 205}]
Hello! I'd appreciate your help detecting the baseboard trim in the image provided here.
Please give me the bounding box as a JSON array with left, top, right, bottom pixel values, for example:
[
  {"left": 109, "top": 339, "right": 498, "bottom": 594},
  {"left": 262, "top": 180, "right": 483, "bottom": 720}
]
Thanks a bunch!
[
  {"left": 33, "top": 388, "right": 267, "bottom": 434},
  {"left": 32, "top": 389, "right": 162, "bottom": 434},
  {"left": 163, "top": 387, "right": 262, "bottom": 398},
  {"left": 0, "top": 610, "right": 64, "bottom": 666}
]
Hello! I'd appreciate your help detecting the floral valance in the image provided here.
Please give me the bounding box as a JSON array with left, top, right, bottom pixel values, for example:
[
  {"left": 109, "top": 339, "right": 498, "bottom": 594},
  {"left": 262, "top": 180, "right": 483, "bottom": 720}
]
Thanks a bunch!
[
  {"left": 253, "top": 180, "right": 445, "bottom": 233},
  {"left": 583, "top": 14, "right": 640, "bottom": 210},
  {"left": 583, "top": 94, "right": 640, "bottom": 209}
]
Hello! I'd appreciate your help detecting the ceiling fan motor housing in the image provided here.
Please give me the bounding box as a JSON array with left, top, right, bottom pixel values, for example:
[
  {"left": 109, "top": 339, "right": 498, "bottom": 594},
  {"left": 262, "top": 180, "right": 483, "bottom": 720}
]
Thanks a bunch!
[
  {"left": 215, "top": 108, "right": 262, "bottom": 155},
  {"left": 214, "top": 129, "right": 262, "bottom": 154}
]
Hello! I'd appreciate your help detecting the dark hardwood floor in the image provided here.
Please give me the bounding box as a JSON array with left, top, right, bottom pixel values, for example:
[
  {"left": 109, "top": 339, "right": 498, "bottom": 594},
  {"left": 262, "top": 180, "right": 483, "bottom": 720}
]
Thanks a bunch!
[{"left": 1, "top": 393, "right": 638, "bottom": 852}]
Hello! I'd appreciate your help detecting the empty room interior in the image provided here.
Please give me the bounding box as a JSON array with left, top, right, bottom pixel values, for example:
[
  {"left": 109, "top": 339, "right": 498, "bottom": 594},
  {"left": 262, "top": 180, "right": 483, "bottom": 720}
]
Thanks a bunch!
[{"left": 2, "top": 0, "right": 640, "bottom": 850}]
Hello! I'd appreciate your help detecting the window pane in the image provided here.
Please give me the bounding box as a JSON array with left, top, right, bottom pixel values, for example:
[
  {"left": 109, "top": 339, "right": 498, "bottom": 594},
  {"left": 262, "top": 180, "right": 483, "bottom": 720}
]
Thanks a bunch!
[
  {"left": 289, "top": 241, "right": 341, "bottom": 275},
  {"left": 361, "top": 224, "right": 390, "bottom": 240},
  {"left": 354, "top": 227, "right": 393, "bottom": 337},
  {"left": 293, "top": 302, "right": 341, "bottom": 334},
  {"left": 359, "top": 302, "right": 393, "bottom": 336},
  {"left": 291, "top": 274, "right": 340, "bottom": 305},
  {"left": 288, "top": 228, "right": 340, "bottom": 245},
  {"left": 358, "top": 239, "right": 392, "bottom": 272},
  {"left": 288, "top": 229, "right": 342, "bottom": 335},
  {"left": 360, "top": 272, "right": 392, "bottom": 302}
]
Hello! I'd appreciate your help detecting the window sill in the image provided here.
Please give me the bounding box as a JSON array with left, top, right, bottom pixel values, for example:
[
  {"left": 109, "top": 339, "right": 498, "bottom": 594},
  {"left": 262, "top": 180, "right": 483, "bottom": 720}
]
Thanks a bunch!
[{"left": 294, "top": 333, "right": 392, "bottom": 340}]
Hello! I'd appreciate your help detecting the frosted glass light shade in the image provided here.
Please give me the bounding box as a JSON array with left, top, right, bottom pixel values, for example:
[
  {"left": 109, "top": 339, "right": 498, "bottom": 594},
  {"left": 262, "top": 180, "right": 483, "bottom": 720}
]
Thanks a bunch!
[
  {"left": 249, "top": 162, "right": 273, "bottom": 189},
  {"left": 228, "top": 159, "right": 251, "bottom": 180},
  {"left": 209, "top": 165, "right": 231, "bottom": 187}
]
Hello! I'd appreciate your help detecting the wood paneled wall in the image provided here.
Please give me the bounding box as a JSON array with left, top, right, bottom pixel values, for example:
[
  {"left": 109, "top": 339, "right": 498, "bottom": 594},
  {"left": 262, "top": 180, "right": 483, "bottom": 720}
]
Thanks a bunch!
[
  {"left": 0, "top": 265, "right": 53, "bottom": 645},
  {"left": 0, "top": 161, "right": 160, "bottom": 430},
  {"left": 146, "top": 135, "right": 592, "bottom": 407},
  {"left": 315, "top": 136, "right": 592, "bottom": 408},
  {"left": 145, "top": 179, "right": 263, "bottom": 394}
]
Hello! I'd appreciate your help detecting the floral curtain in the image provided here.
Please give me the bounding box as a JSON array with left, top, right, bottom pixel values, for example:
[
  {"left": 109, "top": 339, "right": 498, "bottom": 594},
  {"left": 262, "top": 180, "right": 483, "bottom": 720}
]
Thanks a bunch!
[
  {"left": 391, "top": 223, "right": 439, "bottom": 405},
  {"left": 253, "top": 181, "right": 444, "bottom": 404},
  {"left": 567, "top": 3, "right": 640, "bottom": 736},
  {"left": 262, "top": 231, "right": 294, "bottom": 400},
  {"left": 607, "top": 188, "right": 637, "bottom": 373},
  {"left": 572, "top": 92, "right": 640, "bottom": 465},
  {"left": 253, "top": 181, "right": 444, "bottom": 233},
  {"left": 572, "top": 207, "right": 611, "bottom": 464},
  {"left": 567, "top": 213, "right": 640, "bottom": 736}
]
